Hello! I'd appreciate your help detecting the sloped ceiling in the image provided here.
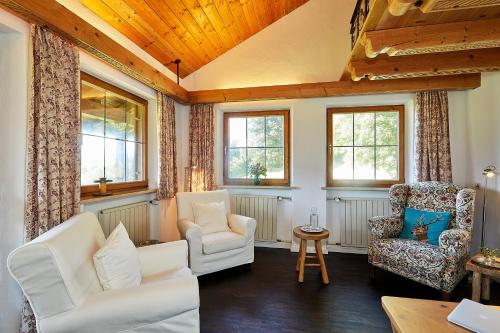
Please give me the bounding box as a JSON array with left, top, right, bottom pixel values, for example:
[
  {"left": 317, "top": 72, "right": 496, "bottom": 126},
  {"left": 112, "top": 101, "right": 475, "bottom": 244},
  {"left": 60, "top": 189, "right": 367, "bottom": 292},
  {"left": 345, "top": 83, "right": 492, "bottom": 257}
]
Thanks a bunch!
[
  {"left": 59, "top": 0, "right": 357, "bottom": 90},
  {"left": 183, "top": 0, "right": 357, "bottom": 91},
  {"left": 78, "top": 0, "right": 310, "bottom": 77}
]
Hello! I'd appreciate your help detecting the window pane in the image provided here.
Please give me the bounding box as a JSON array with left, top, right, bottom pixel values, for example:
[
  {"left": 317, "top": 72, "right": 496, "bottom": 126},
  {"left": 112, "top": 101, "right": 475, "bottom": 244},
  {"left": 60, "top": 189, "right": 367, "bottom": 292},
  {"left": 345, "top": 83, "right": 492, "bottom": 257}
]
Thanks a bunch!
[
  {"left": 126, "top": 103, "right": 145, "bottom": 143},
  {"left": 266, "top": 116, "right": 284, "bottom": 147},
  {"left": 247, "top": 148, "right": 265, "bottom": 176},
  {"left": 333, "top": 147, "right": 353, "bottom": 179},
  {"left": 376, "top": 146, "right": 398, "bottom": 180},
  {"left": 126, "top": 142, "right": 143, "bottom": 182},
  {"left": 229, "top": 117, "right": 246, "bottom": 147},
  {"left": 228, "top": 148, "right": 246, "bottom": 178},
  {"left": 354, "top": 147, "right": 375, "bottom": 179},
  {"left": 105, "top": 92, "right": 127, "bottom": 140},
  {"left": 81, "top": 82, "right": 105, "bottom": 136},
  {"left": 376, "top": 112, "right": 398, "bottom": 145},
  {"left": 333, "top": 113, "right": 353, "bottom": 146},
  {"left": 105, "top": 138, "right": 125, "bottom": 182},
  {"left": 354, "top": 112, "right": 375, "bottom": 146},
  {"left": 266, "top": 148, "right": 284, "bottom": 179},
  {"left": 81, "top": 135, "right": 104, "bottom": 185},
  {"left": 247, "top": 117, "right": 265, "bottom": 147}
]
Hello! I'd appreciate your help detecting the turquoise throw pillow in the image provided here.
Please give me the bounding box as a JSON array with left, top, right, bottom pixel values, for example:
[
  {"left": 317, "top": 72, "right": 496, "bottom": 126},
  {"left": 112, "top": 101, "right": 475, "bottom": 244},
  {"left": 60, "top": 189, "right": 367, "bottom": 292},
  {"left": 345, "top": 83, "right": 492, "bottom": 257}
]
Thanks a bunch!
[{"left": 400, "top": 208, "right": 451, "bottom": 246}]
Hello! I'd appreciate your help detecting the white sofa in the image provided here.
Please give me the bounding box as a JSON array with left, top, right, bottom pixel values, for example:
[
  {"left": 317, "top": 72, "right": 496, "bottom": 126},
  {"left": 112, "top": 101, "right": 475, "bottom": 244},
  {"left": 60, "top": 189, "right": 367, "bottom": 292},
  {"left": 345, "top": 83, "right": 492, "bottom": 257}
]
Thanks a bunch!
[
  {"left": 7, "top": 212, "right": 200, "bottom": 333},
  {"left": 177, "top": 190, "right": 256, "bottom": 276}
]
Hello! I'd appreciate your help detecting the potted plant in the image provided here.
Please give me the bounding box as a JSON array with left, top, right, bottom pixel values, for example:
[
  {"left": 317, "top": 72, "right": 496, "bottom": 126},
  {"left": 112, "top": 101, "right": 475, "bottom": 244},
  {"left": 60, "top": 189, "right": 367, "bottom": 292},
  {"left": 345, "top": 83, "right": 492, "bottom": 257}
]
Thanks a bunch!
[
  {"left": 480, "top": 247, "right": 499, "bottom": 265},
  {"left": 249, "top": 163, "right": 267, "bottom": 185}
]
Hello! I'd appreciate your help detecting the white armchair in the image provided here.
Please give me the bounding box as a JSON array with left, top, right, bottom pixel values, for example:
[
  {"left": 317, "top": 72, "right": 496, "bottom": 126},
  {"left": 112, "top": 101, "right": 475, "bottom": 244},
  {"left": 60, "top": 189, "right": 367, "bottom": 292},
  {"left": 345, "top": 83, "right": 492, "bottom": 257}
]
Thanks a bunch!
[
  {"left": 7, "top": 212, "right": 200, "bottom": 333},
  {"left": 176, "top": 190, "right": 256, "bottom": 276}
]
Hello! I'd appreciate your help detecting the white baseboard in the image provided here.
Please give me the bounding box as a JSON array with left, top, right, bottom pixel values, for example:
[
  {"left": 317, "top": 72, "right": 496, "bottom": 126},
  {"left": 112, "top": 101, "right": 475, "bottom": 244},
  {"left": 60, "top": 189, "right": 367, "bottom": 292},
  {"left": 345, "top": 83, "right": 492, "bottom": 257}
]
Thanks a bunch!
[
  {"left": 254, "top": 241, "right": 367, "bottom": 255},
  {"left": 254, "top": 241, "right": 291, "bottom": 249},
  {"left": 327, "top": 244, "right": 367, "bottom": 254}
]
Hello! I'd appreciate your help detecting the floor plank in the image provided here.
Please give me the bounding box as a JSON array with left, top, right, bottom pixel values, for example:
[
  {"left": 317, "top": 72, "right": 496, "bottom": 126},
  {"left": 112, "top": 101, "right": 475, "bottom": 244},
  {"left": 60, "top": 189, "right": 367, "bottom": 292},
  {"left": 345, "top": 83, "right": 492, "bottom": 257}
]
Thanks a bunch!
[{"left": 198, "top": 248, "right": 499, "bottom": 333}]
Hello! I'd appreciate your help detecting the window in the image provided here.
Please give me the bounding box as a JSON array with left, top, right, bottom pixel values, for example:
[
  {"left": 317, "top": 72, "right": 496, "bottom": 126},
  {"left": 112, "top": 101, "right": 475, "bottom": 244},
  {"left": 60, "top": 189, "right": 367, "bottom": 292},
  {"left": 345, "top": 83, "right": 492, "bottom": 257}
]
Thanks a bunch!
[
  {"left": 223, "top": 110, "right": 290, "bottom": 186},
  {"left": 80, "top": 73, "right": 148, "bottom": 196},
  {"left": 327, "top": 105, "right": 404, "bottom": 187}
]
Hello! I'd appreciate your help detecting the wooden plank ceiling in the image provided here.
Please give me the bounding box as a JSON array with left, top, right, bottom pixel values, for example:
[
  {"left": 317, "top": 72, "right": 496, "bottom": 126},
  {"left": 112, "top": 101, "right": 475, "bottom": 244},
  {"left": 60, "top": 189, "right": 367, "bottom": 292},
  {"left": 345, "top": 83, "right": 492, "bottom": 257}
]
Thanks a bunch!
[
  {"left": 80, "top": 0, "right": 309, "bottom": 78},
  {"left": 344, "top": 0, "right": 500, "bottom": 81}
]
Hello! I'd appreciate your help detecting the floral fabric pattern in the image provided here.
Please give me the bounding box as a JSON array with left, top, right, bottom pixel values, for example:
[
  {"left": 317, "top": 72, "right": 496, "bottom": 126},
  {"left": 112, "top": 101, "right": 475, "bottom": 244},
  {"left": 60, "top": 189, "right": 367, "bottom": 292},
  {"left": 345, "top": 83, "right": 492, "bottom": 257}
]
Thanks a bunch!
[
  {"left": 157, "top": 93, "right": 177, "bottom": 199},
  {"left": 368, "top": 182, "right": 476, "bottom": 293},
  {"left": 22, "top": 25, "right": 81, "bottom": 333},
  {"left": 368, "top": 216, "right": 403, "bottom": 240},
  {"left": 415, "top": 91, "right": 453, "bottom": 182},
  {"left": 369, "top": 238, "right": 446, "bottom": 290},
  {"left": 188, "top": 104, "right": 216, "bottom": 192},
  {"left": 389, "top": 184, "right": 409, "bottom": 217}
]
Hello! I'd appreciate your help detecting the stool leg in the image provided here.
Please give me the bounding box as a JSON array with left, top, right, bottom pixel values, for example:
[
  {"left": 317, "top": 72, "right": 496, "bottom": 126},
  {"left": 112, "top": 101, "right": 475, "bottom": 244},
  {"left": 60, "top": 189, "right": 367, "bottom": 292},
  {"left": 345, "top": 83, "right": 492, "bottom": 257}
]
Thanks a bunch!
[
  {"left": 296, "top": 238, "right": 303, "bottom": 272},
  {"left": 472, "top": 272, "right": 481, "bottom": 302},
  {"left": 315, "top": 240, "right": 329, "bottom": 284},
  {"left": 481, "top": 276, "right": 490, "bottom": 301},
  {"left": 298, "top": 239, "right": 306, "bottom": 283}
]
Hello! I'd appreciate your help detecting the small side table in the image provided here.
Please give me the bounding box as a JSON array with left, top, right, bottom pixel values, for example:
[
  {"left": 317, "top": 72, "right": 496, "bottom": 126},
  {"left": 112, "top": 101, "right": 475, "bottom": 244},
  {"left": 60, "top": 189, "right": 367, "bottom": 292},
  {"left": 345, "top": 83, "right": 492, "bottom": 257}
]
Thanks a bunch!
[
  {"left": 466, "top": 253, "right": 500, "bottom": 302},
  {"left": 293, "top": 226, "right": 330, "bottom": 284}
]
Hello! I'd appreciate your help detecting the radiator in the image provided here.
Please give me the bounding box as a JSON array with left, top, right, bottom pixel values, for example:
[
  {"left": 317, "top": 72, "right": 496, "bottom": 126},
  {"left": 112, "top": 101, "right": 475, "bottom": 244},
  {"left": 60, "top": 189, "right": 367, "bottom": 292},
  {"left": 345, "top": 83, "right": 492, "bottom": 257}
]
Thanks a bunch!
[
  {"left": 98, "top": 201, "right": 150, "bottom": 245},
  {"left": 330, "top": 197, "right": 391, "bottom": 248},
  {"left": 230, "top": 194, "right": 278, "bottom": 242}
]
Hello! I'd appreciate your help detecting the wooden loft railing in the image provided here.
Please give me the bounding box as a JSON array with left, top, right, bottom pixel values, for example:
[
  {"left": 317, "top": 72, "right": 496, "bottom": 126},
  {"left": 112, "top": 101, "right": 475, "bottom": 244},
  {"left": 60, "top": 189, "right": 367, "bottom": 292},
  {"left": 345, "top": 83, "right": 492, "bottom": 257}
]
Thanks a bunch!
[{"left": 343, "top": 0, "right": 500, "bottom": 81}]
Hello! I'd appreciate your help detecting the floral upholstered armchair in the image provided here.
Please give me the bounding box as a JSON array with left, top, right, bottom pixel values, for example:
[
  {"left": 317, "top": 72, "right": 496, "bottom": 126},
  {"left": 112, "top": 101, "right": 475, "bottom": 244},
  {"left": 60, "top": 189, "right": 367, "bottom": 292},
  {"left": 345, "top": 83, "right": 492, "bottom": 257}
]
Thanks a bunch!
[{"left": 368, "top": 182, "right": 476, "bottom": 298}]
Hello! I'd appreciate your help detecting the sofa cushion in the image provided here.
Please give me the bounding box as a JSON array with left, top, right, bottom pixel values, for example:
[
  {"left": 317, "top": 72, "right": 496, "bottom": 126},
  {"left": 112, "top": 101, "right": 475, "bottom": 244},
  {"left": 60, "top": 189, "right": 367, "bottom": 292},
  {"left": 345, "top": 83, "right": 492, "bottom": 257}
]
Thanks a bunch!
[
  {"left": 93, "top": 223, "right": 142, "bottom": 291},
  {"left": 400, "top": 208, "right": 451, "bottom": 245},
  {"left": 202, "top": 231, "right": 246, "bottom": 255},
  {"left": 370, "top": 238, "right": 446, "bottom": 289},
  {"left": 192, "top": 201, "right": 230, "bottom": 234}
]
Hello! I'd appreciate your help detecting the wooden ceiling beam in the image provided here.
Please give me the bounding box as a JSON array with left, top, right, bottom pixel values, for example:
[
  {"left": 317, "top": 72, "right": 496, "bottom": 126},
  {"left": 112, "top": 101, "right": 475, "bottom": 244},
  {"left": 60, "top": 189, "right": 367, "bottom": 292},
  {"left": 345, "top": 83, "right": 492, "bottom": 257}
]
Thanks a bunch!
[
  {"left": 349, "top": 48, "right": 500, "bottom": 80},
  {"left": 0, "top": 0, "right": 189, "bottom": 103},
  {"left": 364, "top": 19, "right": 500, "bottom": 58},
  {"left": 188, "top": 74, "right": 481, "bottom": 104}
]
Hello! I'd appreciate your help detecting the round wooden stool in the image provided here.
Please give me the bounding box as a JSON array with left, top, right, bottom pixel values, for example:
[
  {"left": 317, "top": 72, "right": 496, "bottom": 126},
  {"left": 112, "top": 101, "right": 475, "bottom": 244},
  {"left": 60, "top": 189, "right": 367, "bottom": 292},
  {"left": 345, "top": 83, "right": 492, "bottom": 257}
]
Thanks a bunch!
[{"left": 293, "top": 226, "right": 330, "bottom": 284}]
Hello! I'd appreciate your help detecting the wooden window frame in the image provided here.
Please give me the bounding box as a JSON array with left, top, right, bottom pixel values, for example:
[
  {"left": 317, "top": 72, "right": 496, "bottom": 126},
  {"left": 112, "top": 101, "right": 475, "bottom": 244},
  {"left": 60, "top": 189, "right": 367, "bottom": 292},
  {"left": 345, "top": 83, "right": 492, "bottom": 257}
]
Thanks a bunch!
[
  {"left": 80, "top": 72, "right": 149, "bottom": 198},
  {"left": 223, "top": 110, "right": 290, "bottom": 186},
  {"left": 326, "top": 105, "right": 405, "bottom": 188}
]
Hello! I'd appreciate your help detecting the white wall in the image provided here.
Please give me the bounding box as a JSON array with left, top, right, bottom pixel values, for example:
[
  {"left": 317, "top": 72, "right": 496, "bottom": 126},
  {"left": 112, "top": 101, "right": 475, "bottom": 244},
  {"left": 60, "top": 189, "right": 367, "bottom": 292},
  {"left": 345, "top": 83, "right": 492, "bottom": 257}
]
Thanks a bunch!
[
  {"left": 213, "top": 93, "right": 415, "bottom": 252},
  {"left": 464, "top": 73, "right": 500, "bottom": 249},
  {"left": 208, "top": 77, "right": 500, "bottom": 253},
  {"left": 183, "top": 0, "right": 357, "bottom": 90},
  {"left": 0, "top": 8, "right": 29, "bottom": 333}
]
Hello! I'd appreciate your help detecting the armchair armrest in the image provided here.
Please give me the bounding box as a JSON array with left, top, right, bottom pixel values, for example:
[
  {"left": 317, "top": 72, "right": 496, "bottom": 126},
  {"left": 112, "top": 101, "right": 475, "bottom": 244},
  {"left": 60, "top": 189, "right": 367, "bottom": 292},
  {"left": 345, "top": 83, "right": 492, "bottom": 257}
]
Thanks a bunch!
[
  {"left": 178, "top": 219, "right": 202, "bottom": 240},
  {"left": 41, "top": 274, "right": 199, "bottom": 333},
  {"left": 178, "top": 219, "right": 202, "bottom": 254},
  {"left": 136, "top": 240, "right": 188, "bottom": 277},
  {"left": 368, "top": 216, "right": 403, "bottom": 240},
  {"left": 228, "top": 214, "right": 256, "bottom": 239},
  {"left": 439, "top": 229, "right": 471, "bottom": 259}
]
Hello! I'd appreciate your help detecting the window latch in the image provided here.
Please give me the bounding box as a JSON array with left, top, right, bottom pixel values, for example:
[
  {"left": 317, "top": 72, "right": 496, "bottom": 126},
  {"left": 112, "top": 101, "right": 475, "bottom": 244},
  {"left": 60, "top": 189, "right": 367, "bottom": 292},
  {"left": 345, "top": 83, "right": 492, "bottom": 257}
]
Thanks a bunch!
[{"left": 327, "top": 144, "right": 333, "bottom": 155}]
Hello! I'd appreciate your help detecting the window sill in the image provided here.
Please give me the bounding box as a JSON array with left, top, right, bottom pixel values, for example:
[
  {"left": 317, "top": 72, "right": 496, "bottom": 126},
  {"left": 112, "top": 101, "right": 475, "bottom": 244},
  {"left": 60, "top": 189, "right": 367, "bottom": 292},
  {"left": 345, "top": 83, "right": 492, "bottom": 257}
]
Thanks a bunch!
[
  {"left": 80, "top": 188, "right": 157, "bottom": 205},
  {"left": 218, "top": 185, "right": 300, "bottom": 190},
  {"left": 321, "top": 186, "right": 390, "bottom": 191}
]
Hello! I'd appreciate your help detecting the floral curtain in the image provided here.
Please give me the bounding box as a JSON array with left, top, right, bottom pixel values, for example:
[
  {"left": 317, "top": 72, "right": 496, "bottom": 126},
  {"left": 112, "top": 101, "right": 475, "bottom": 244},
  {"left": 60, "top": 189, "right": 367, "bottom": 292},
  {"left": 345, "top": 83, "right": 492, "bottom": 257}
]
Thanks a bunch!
[
  {"left": 21, "top": 25, "right": 81, "bottom": 333},
  {"left": 415, "top": 90, "right": 453, "bottom": 182},
  {"left": 157, "top": 92, "right": 178, "bottom": 199},
  {"left": 188, "top": 104, "right": 216, "bottom": 192}
]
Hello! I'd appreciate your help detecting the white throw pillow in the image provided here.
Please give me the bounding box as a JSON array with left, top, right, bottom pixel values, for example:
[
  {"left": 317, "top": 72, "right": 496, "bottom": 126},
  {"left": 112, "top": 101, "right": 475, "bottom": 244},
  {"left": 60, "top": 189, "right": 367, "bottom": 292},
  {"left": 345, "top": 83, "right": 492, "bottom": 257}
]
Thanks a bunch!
[
  {"left": 93, "top": 223, "right": 142, "bottom": 291},
  {"left": 192, "top": 201, "right": 230, "bottom": 234}
]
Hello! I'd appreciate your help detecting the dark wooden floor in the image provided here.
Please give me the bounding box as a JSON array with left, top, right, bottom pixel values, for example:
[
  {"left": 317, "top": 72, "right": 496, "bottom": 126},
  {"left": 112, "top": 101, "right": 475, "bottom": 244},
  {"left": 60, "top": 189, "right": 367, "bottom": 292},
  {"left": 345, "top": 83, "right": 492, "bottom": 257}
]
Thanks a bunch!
[{"left": 198, "top": 247, "right": 500, "bottom": 333}]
